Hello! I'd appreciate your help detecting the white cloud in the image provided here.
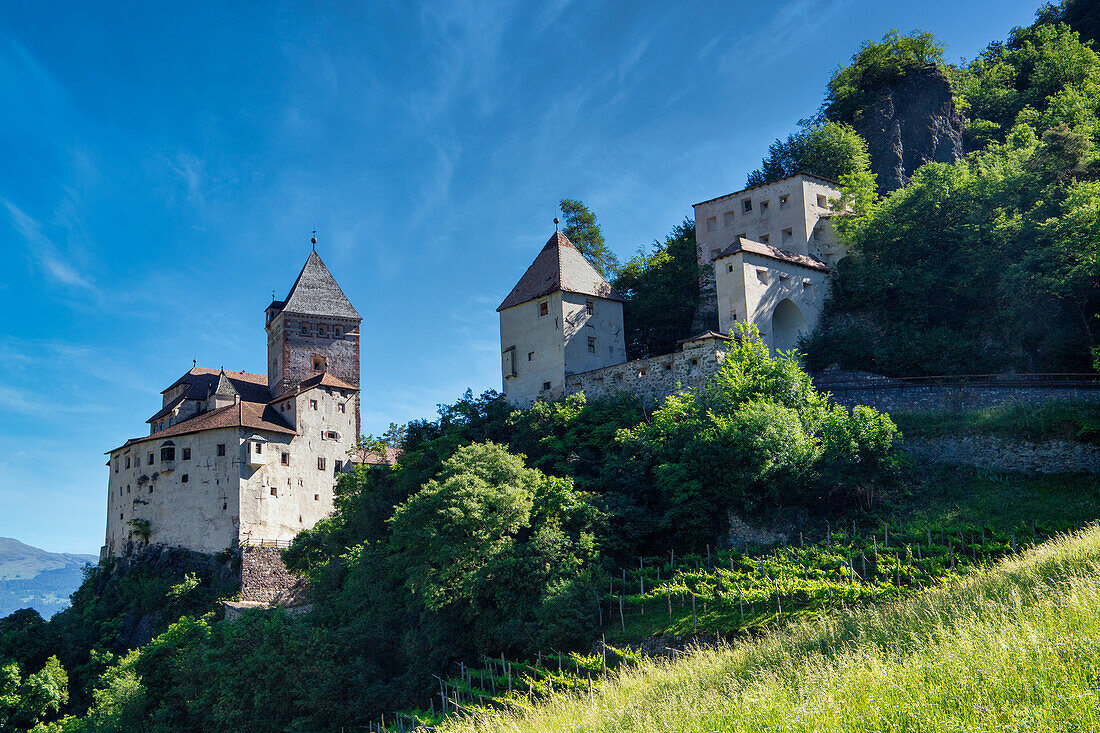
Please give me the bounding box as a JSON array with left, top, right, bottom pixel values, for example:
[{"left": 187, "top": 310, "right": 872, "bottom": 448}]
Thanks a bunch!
[{"left": 2, "top": 198, "right": 98, "bottom": 292}]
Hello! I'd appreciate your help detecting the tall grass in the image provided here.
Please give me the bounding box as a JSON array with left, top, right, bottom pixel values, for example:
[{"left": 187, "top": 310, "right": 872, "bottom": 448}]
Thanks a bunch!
[
  {"left": 891, "top": 400, "right": 1100, "bottom": 443},
  {"left": 441, "top": 525, "right": 1100, "bottom": 732}
]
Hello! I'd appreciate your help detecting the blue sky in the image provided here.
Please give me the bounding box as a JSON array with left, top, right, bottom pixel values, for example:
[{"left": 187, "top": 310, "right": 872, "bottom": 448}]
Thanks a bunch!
[{"left": 0, "top": 0, "right": 1040, "bottom": 553}]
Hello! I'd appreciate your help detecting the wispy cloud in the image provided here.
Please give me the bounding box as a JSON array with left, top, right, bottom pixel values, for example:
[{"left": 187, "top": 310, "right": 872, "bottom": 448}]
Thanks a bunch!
[{"left": 2, "top": 198, "right": 98, "bottom": 293}]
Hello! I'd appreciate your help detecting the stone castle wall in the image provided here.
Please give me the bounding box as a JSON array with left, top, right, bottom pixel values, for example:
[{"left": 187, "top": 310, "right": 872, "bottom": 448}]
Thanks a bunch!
[
  {"left": 565, "top": 336, "right": 728, "bottom": 406},
  {"left": 239, "top": 546, "right": 308, "bottom": 604},
  {"left": 815, "top": 371, "right": 1100, "bottom": 413},
  {"left": 904, "top": 436, "right": 1100, "bottom": 474}
]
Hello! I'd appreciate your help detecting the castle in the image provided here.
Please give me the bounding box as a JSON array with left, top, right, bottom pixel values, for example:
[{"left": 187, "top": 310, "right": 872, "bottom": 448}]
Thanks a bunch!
[
  {"left": 102, "top": 173, "right": 844, "bottom": 557},
  {"left": 102, "top": 248, "right": 362, "bottom": 558},
  {"left": 499, "top": 173, "right": 845, "bottom": 406}
]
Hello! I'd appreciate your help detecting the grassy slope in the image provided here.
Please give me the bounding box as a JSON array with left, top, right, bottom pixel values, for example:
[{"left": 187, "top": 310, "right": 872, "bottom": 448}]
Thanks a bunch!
[
  {"left": 890, "top": 400, "right": 1100, "bottom": 443},
  {"left": 444, "top": 525, "right": 1100, "bottom": 732}
]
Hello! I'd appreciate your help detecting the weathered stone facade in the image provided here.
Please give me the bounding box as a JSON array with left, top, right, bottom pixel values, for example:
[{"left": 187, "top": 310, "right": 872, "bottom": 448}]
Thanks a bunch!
[
  {"left": 692, "top": 173, "right": 845, "bottom": 338},
  {"left": 103, "top": 248, "right": 365, "bottom": 560},
  {"left": 564, "top": 334, "right": 729, "bottom": 406},
  {"left": 239, "top": 546, "right": 308, "bottom": 604}
]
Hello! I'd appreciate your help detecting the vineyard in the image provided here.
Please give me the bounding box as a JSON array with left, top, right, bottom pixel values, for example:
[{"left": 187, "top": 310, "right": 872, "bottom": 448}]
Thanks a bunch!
[{"left": 377, "top": 490, "right": 1087, "bottom": 731}]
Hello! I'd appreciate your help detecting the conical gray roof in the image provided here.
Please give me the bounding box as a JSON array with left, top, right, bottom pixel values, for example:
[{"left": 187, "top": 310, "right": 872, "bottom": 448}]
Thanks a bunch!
[
  {"left": 213, "top": 370, "right": 238, "bottom": 397},
  {"left": 497, "top": 231, "right": 622, "bottom": 311},
  {"left": 281, "top": 251, "right": 361, "bottom": 320}
]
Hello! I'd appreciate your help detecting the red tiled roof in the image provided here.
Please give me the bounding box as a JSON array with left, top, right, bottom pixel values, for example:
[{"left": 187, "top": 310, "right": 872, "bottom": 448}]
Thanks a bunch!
[
  {"left": 162, "top": 367, "right": 273, "bottom": 404},
  {"left": 498, "top": 231, "right": 622, "bottom": 311},
  {"left": 297, "top": 372, "right": 358, "bottom": 393},
  {"left": 348, "top": 445, "right": 401, "bottom": 466},
  {"left": 111, "top": 401, "right": 295, "bottom": 454},
  {"left": 717, "top": 238, "right": 830, "bottom": 273}
]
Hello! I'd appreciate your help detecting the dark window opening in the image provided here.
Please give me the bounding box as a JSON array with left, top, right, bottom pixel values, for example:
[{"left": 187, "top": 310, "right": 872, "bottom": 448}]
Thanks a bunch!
[
  {"left": 281, "top": 452, "right": 290, "bottom": 466},
  {"left": 181, "top": 474, "right": 189, "bottom": 483},
  {"left": 317, "top": 457, "right": 326, "bottom": 471},
  {"left": 182, "top": 447, "right": 191, "bottom": 460},
  {"left": 216, "top": 444, "right": 226, "bottom": 457}
]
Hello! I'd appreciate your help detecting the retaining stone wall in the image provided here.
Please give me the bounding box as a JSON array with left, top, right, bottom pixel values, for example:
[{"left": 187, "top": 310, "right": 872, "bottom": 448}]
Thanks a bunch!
[
  {"left": 814, "top": 370, "right": 1100, "bottom": 413},
  {"left": 565, "top": 337, "right": 727, "bottom": 406},
  {"left": 239, "top": 546, "right": 307, "bottom": 604},
  {"left": 905, "top": 436, "right": 1100, "bottom": 474}
]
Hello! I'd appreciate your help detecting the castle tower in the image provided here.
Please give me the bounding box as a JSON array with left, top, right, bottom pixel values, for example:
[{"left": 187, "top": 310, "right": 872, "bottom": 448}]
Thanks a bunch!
[
  {"left": 265, "top": 248, "right": 362, "bottom": 432},
  {"left": 498, "top": 230, "right": 626, "bottom": 406}
]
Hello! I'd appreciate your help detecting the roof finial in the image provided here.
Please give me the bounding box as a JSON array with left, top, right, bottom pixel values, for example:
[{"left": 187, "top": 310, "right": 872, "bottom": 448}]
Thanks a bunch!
[
  {"left": 554, "top": 217, "right": 560, "bottom": 233},
  {"left": 193, "top": 358, "right": 197, "bottom": 369},
  {"left": 311, "top": 230, "right": 317, "bottom": 251}
]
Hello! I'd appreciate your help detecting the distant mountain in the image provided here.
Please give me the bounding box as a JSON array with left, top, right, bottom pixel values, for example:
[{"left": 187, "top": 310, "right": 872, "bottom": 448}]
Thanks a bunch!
[{"left": 0, "top": 538, "right": 97, "bottom": 618}]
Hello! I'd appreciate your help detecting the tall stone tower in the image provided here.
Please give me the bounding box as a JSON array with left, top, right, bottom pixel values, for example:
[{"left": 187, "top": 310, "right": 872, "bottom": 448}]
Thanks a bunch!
[
  {"left": 265, "top": 248, "right": 362, "bottom": 432},
  {"left": 498, "top": 230, "right": 626, "bottom": 406}
]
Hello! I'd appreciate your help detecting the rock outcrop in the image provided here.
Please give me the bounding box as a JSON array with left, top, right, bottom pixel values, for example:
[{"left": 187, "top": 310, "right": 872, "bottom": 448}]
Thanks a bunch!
[{"left": 853, "top": 64, "right": 965, "bottom": 194}]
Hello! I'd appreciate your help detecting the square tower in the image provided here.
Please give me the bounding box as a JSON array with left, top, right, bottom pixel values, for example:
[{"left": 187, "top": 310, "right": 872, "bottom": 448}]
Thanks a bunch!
[
  {"left": 266, "top": 250, "right": 362, "bottom": 434},
  {"left": 498, "top": 230, "right": 626, "bottom": 406}
]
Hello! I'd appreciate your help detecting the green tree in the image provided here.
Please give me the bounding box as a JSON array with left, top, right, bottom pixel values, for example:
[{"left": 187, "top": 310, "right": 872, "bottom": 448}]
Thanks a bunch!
[
  {"left": 560, "top": 199, "right": 619, "bottom": 277},
  {"left": 612, "top": 218, "right": 700, "bottom": 358},
  {"left": 0, "top": 656, "right": 68, "bottom": 733},
  {"left": 746, "top": 122, "right": 874, "bottom": 188},
  {"left": 822, "top": 29, "right": 947, "bottom": 124}
]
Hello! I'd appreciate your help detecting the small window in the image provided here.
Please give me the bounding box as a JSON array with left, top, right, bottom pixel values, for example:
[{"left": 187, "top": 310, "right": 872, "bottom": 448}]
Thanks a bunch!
[
  {"left": 587, "top": 336, "right": 597, "bottom": 353},
  {"left": 314, "top": 493, "right": 320, "bottom": 501},
  {"left": 691, "top": 358, "right": 699, "bottom": 366},
  {"left": 538, "top": 301, "right": 549, "bottom": 317},
  {"left": 120, "top": 513, "right": 123, "bottom": 520},
  {"left": 542, "top": 381, "right": 551, "bottom": 391},
  {"left": 317, "top": 457, "right": 326, "bottom": 471},
  {"left": 756, "top": 268, "right": 769, "bottom": 284},
  {"left": 309, "top": 399, "right": 318, "bottom": 411},
  {"left": 664, "top": 363, "right": 673, "bottom": 371},
  {"left": 126, "top": 485, "right": 130, "bottom": 494},
  {"left": 337, "top": 403, "right": 345, "bottom": 413},
  {"left": 706, "top": 216, "right": 717, "bottom": 232},
  {"left": 270, "top": 486, "right": 278, "bottom": 497},
  {"left": 585, "top": 299, "right": 594, "bottom": 315},
  {"left": 325, "top": 430, "right": 340, "bottom": 440},
  {"left": 730, "top": 310, "right": 738, "bottom": 321},
  {"left": 281, "top": 452, "right": 290, "bottom": 466},
  {"left": 125, "top": 456, "right": 130, "bottom": 469},
  {"left": 254, "top": 442, "right": 262, "bottom": 454},
  {"left": 779, "top": 194, "right": 789, "bottom": 209},
  {"left": 312, "top": 355, "right": 326, "bottom": 372},
  {"left": 759, "top": 234, "right": 770, "bottom": 244},
  {"left": 334, "top": 326, "right": 343, "bottom": 338},
  {"left": 742, "top": 198, "right": 752, "bottom": 213},
  {"left": 216, "top": 444, "right": 225, "bottom": 457},
  {"left": 318, "top": 325, "right": 327, "bottom": 337},
  {"left": 723, "top": 211, "right": 735, "bottom": 227},
  {"left": 782, "top": 227, "right": 793, "bottom": 243},
  {"left": 147, "top": 453, "right": 154, "bottom": 466},
  {"left": 817, "top": 193, "right": 828, "bottom": 208},
  {"left": 160, "top": 445, "right": 175, "bottom": 462},
  {"left": 727, "top": 264, "right": 734, "bottom": 273},
  {"left": 528, "top": 352, "right": 534, "bottom": 361},
  {"left": 223, "top": 502, "right": 228, "bottom": 510},
  {"left": 760, "top": 199, "right": 769, "bottom": 212},
  {"left": 148, "top": 486, "right": 153, "bottom": 494},
  {"left": 300, "top": 323, "right": 309, "bottom": 336},
  {"left": 335, "top": 460, "right": 343, "bottom": 472},
  {"left": 182, "top": 447, "right": 191, "bottom": 460},
  {"left": 182, "top": 474, "right": 189, "bottom": 483},
  {"left": 114, "top": 458, "right": 119, "bottom": 473}
]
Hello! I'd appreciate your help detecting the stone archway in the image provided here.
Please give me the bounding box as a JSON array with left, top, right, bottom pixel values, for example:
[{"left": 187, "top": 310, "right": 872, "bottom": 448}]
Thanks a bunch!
[{"left": 771, "top": 298, "right": 807, "bottom": 352}]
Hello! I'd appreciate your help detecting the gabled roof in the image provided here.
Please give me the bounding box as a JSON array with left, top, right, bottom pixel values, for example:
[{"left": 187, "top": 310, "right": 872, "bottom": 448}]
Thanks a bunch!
[
  {"left": 717, "top": 237, "right": 830, "bottom": 273},
  {"left": 280, "top": 251, "right": 361, "bottom": 321},
  {"left": 162, "top": 368, "right": 272, "bottom": 404},
  {"left": 111, "top": 401, "right": 295, "bottom": 453},
  {"left": 147, "top": 394, "right": 187, "bottom": 424},
  {"left": 297, "top": 372, "right": 358, "bottom": 393},
  {"left": 498, "top": 231, "right": 622, "bottom": 311}
]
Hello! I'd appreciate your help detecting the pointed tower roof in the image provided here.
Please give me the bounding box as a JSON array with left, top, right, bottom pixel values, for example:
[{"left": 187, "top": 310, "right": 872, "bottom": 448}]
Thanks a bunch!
[
  {"left": 497, "top": 231, "right": 622, "bottom": 312},
  {"left": 281, "top": 250, "right": 361, "bottom": 320},
  {"left": 212, "top": 370, "right": 238, "bottom": 398}
]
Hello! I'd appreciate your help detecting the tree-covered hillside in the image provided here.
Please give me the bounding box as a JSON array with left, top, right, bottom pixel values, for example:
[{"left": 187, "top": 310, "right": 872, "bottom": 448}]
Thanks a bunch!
[{"left": 802, "top": 12, "right": 1100, "bottom": 375}]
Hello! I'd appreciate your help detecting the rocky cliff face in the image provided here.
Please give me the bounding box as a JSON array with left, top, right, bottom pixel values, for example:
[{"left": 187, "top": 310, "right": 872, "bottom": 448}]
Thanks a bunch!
[{"left": 854, "top": 64, "right": 965, "bottom": 194}]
